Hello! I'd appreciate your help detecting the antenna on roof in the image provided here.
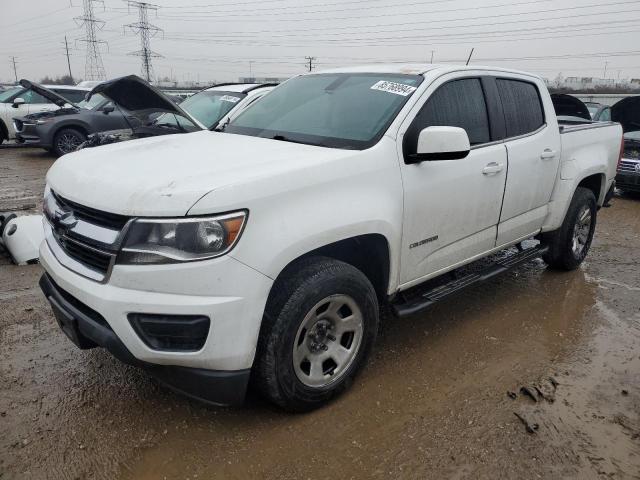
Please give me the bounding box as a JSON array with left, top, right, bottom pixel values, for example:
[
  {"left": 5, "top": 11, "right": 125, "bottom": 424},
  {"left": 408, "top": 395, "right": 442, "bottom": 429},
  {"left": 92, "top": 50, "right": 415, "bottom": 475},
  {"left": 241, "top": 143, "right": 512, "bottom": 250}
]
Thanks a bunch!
[{"left": 465, "top": 48, "right": 475, "bottom": 66}]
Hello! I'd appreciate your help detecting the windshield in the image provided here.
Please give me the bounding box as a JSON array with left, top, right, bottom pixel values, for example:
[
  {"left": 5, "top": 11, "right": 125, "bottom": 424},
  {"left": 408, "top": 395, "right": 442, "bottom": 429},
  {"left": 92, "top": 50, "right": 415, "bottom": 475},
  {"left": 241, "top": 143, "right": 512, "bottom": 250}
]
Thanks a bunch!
[
  {"left": 587, "top": 106, "right": 598, "bottom": 118},
  {"left": 180, "top": 90, "right": 246, "bottom": 128},
  {"left": 225, "top": 73, "right": 423, "bottom": 149},
  {"left": 78, "top": 93, "right": 107, "bottom": 110},
  {"left": 0, "top": 87, "right": 22, "bottom": 102}
]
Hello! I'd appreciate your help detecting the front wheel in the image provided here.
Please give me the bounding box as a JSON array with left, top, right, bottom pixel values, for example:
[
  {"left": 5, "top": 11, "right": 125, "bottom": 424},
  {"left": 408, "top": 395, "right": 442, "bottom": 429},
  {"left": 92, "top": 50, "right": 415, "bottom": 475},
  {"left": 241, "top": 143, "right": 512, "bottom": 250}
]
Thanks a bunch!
[
  {"left": 254, "top": 257, "right": 379, "bottom": 412},
  {"left": 53, "top": 128, "right": 86, "bottom": 157},
  {"left": 542, "top": 187, "right": 597, "bottom": 270}
]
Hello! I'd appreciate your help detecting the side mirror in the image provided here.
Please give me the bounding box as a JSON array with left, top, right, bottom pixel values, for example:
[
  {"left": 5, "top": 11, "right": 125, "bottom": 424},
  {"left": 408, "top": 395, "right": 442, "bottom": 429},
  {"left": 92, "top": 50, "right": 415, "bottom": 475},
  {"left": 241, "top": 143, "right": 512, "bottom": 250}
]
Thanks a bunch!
[
  {"left": 406, "top": 126, "right": 471, "bottom": 163},
  {"left": 12, "top": 97, "right": 25, "bottom": 108},
  {"left": 102, "top": 105, "right": 115, "bottom": 114}
]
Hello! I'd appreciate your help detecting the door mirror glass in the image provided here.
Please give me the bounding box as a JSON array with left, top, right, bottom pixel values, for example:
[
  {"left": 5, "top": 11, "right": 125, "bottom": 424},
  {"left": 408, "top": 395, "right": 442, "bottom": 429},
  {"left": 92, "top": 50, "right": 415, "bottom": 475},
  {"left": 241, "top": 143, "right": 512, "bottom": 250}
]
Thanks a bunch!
[
  {"left": 102, "top": 104, "right": 115, "bottom": 114},
  {"left": 12, "top": 97, "right": 25, "bottom": 108},
  {"left": 407, "top": 126, "right": 471, "bottom": 163}
]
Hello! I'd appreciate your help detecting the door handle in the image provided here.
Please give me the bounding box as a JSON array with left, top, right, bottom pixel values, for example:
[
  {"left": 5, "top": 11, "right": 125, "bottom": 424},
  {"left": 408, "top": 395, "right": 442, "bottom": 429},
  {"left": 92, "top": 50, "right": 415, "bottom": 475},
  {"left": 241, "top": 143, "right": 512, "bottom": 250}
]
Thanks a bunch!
[
  {"left": 482, "top": 162, "right": 503, "bottom": 175},
  {"left": 540, "top": 149, "right": 557, "bottom": 160}
]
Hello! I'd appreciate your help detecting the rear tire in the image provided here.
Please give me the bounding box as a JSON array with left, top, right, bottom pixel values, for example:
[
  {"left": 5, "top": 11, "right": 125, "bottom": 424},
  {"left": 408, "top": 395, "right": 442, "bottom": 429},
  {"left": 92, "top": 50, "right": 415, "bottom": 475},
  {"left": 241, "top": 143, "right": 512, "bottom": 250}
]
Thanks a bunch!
[
  {"left": 53, "top": 128, "right": 86, "bottom": 157},
  {"left": 254, "top": 257, "right": 379, "bottom": 412},
  {"left": 542, "top": 187, "right": 597, "bottom": 270}
]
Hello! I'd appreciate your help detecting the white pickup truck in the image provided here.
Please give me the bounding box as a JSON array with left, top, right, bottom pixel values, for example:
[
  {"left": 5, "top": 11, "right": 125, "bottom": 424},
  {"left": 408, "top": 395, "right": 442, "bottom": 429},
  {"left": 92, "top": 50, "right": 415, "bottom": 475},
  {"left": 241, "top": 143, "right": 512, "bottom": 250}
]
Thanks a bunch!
[{"left": 39, "top": 65, "right": 622, "bottom": 411}]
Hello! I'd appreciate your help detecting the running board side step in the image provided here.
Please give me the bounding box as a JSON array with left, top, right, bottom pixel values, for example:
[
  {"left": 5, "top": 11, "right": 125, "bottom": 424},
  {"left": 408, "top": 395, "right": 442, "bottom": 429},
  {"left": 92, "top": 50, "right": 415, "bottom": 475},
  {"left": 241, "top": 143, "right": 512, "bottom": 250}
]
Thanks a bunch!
[{"left": 392, "top": 245, "right": 549, "bottom": 318}]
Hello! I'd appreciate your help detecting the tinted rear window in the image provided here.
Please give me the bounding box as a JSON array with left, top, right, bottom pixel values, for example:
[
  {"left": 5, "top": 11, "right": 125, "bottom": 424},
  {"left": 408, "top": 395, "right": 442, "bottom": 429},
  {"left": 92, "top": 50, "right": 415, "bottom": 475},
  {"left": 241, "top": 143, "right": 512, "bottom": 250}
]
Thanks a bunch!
[
  {"left": 496, "top": 79, "right": 544, "bottom": 137},
  {"left": 53, "top": 89, "right": 87, "bottom": 103}
]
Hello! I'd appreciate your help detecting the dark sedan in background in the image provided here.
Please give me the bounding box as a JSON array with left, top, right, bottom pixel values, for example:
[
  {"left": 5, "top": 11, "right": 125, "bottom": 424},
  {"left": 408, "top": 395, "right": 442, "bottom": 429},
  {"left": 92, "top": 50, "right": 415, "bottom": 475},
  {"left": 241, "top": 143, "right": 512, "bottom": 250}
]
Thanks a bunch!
[{"left": 13, "top": 80, "right": 130, "bottom": 156}]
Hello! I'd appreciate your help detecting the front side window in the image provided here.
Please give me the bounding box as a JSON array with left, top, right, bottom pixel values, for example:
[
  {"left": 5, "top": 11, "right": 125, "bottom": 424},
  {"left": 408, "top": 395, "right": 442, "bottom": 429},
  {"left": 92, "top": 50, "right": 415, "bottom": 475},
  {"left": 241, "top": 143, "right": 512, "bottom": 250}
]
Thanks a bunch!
[
  {"left": 226, "top": 73, "right": 423, "bottom": 150},
  {"left": 496, "top": 79, "right": 544, "bottom": 137},
  {"left": 21, "top": 90, "right": 51, "bottom": 104},
  {"left": 404, "top": 78, "right": 491, "bottom": 157},
  {"left": 0, "top": 87, "right": 22, "bottom": 103}
]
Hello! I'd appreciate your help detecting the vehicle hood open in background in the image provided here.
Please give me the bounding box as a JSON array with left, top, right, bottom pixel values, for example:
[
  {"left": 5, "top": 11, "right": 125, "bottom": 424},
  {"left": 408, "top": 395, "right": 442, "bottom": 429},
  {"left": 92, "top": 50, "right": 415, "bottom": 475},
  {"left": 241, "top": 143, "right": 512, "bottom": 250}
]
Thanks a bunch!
[
  {"left": 19, "top": 79, "right": 78, "bottom": 108},
  {"left": 611, "top": 96, "right": 640, "bottom": 135},
  {"left": 46, "top": 130, "right": 359, "bottom": 216},
  {"left": 550, "top": 93, "right": 591, "bottom": 120},
  {"left": 87, "top": 74, "right": 205, "bottom": 130}
]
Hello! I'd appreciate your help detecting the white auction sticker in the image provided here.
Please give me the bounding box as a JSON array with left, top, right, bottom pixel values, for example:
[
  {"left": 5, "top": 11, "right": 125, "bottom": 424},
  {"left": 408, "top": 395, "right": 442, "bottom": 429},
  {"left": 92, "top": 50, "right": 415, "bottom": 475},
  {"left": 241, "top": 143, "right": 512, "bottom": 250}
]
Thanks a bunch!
[
  {"left": 220, "top": 95, "right": 241, "bottom": 103},
  {"left": 370, "top": 80, "right": 417, "bottom": 96}
]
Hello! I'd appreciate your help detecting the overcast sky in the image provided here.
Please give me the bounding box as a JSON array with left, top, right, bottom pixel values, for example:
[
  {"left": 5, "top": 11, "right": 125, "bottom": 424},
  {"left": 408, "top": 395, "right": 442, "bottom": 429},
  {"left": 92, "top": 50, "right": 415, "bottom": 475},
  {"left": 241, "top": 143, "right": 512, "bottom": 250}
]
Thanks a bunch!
[{"left": 1, "top": 0, "right": 639, "bottom": 84}]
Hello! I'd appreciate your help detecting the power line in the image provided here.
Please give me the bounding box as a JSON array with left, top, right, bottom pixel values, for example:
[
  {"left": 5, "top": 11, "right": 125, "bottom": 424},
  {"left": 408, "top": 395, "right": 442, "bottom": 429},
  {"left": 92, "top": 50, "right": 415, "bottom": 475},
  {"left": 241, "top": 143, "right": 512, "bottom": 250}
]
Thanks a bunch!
[
  {"left": 75, "top": 0, "right": 107, "bottom": 81},
  {"left": 124, "top": 1, "right": 163, "bottom": 82}
]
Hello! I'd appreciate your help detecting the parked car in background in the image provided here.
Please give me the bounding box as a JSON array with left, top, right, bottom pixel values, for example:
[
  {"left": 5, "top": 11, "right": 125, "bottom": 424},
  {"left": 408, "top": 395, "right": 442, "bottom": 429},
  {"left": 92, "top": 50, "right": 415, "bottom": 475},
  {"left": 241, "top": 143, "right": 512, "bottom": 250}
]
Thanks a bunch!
[
  {"left": 585, "top": 102, "right": 612, "bottom": 122},
  {"left": 0, "top": 82, "right": 89, "bottom": 143},
  {"left": 79, "top": 76, "right": 275, "bottom": 149},
  {"left": 611, "top": 96, "right": 640, "bottom": 193},
  {"left": 13, "top": 76, "right": 275, "bottom": 156},
  {"left": 39, "top": 64, "right": 621, "bottom": 410}
]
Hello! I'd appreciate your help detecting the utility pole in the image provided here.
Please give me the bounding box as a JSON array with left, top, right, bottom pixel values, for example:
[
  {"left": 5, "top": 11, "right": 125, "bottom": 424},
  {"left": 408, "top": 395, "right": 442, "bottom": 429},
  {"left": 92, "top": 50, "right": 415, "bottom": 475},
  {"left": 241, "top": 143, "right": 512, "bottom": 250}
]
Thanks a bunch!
[
  {"left": 64, "top": 36, "right": 73, "bottom": 82},
  {"left": 305, "top": 56, "right": 316, "bottom": 72},
  {"left": 430, "top": 50, "right": 434, "bottom": 64},
  {"left": 249, "top": 60, "right": 253, "bottom": 79},
  {"left": 75, "top": 0, "right": 107, "bottom": 81},
  {"left": 125, "top": 1, "right": 163, "bottom": 83},
  {"left": 603, "top": 61, "right": 609, "bottom": 79},
  {"left": 465, "top": 48, "right": 475, "bottom": 66},
  {"left": 10, "top": 56, "right": 18, "bottom": 83}
]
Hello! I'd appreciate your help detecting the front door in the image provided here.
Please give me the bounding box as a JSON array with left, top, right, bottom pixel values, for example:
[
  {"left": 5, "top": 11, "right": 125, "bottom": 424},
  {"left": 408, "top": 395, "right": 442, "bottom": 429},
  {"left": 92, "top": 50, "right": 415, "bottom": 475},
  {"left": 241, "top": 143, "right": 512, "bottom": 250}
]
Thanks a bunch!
[{"left": 398, "top": 77, "right": 508, "bottom": 287}]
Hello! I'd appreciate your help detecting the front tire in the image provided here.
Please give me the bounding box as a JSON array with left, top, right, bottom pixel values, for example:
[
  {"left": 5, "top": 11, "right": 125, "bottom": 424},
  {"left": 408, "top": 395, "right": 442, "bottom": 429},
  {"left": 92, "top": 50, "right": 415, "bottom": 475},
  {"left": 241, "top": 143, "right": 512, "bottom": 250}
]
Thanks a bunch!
[
  {"left": 53, "top": 128, "right": 86, "bottom": 157},
  {"left": 254, "top": 257, "right": 379, "bottom": 412},
  {"left": 542, "top": 187, "right": 597, "bottom": 270}
]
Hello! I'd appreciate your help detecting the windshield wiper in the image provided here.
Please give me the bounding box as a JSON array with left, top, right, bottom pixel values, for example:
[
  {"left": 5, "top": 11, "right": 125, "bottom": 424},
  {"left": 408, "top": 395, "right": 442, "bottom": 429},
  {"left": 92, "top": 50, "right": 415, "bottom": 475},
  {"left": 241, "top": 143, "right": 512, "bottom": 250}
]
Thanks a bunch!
[
  {"left": 215, "top": 117, "right": 231, "bottom": 132},
  {"left": 271, "top": 134, "right": 306, "bottom": 144}
]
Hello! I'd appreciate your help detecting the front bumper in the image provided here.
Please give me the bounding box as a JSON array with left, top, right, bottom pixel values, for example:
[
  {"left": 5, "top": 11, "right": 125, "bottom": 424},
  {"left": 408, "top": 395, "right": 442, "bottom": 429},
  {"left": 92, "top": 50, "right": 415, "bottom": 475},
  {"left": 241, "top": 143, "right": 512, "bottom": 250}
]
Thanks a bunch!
[
  {"left": 14, "top": 123, "right": 49, "bottom": 147},
  {"left": 40, "top": 273, "right": 250, "bottom": 405},
  {"left": 616, "top": 172, "right": 640, "bottom": 192},
  {"left": 39, "top": 238, "right": 273, "bottom": 405}
]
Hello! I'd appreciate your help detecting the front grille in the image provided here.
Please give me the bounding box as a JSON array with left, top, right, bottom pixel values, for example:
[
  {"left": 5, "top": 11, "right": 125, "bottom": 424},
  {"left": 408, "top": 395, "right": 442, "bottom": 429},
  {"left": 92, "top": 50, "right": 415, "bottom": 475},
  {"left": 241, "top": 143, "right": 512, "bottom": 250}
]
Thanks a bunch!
[
  {"left": 619, "top": 160, "right": 640, "bottom": 174},
  {"left": 47, "top": 190, "right": 126, "bottom": 279},
  {"left": 57, "top": 235, "right": 112, "bottom": 273},
  {"left": 53, "top": 192, "right": 130, "bottom": 230}
]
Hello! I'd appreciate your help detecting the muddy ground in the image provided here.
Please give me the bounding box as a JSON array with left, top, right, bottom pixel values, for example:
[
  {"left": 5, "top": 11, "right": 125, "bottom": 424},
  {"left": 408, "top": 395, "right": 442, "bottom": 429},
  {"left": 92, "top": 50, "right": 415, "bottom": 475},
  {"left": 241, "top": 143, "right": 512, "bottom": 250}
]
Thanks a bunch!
[{"left": 1, "top": 147, "right": 639, "bottom": 479}]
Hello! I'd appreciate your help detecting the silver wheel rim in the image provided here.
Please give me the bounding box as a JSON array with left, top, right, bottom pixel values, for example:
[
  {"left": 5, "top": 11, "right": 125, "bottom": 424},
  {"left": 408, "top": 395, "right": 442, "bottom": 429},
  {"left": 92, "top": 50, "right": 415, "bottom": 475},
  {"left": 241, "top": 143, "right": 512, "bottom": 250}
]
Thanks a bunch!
[
  {"left": 57, "top": 133, "right": 82, "bottom": 154},
  {"left": 572, "top": 205, "right": 592, "bottom": 257},
  {"left": 292, "top": 294, "right": 364, "bottom": 388}
]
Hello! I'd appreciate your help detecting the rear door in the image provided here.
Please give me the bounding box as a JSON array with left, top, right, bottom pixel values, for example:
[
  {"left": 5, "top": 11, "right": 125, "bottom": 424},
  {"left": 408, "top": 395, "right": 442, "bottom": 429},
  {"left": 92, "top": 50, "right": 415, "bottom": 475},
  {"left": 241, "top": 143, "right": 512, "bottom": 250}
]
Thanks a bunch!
[
  {"left": 495, "top": 78, "right": 561, "bottom": 246},
  {"left": 398, "top": 75, "right": 508, "bottom": 286}
]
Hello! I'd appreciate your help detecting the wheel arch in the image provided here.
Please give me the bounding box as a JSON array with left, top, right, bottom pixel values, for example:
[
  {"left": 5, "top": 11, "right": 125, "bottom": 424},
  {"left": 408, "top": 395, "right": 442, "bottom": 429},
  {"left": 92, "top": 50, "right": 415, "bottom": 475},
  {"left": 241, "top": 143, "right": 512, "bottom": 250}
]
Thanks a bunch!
[
  {"left": 0, "top": 118, "right": 8, "bottom": 141},
  {"left": 577, "top": 173, "right": 606, "bottom": 205},
  {"left": 267, "top": 234, "right": 392, "bottom": 306}
]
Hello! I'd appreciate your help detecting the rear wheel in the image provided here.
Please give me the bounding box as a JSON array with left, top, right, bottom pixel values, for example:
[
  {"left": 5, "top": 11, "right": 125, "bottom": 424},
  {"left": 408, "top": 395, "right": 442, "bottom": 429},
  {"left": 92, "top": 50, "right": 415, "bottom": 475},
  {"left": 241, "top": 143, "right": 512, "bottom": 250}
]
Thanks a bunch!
[
  {"left": 542, "top": 187, "right": 597, "bottom": 270},
  {"left": 254, "top": 257, "right": 379, "bottom": 412},
  {"left": 53, "top": 128, "right": 86, "bottom": 156}
]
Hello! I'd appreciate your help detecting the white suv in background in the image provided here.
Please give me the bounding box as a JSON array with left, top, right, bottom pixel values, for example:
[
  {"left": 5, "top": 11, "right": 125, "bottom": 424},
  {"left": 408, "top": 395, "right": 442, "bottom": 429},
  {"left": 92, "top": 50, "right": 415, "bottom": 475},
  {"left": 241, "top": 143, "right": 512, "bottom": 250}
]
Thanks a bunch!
[{"left": 0, "top": 83, "right": 90, "bottom": 143}]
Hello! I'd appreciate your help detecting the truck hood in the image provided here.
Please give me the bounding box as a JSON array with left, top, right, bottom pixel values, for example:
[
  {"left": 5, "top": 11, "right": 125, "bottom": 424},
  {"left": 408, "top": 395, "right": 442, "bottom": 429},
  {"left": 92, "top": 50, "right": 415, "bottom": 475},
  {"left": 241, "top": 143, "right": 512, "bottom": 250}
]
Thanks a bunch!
[
  {"left": 87, "top": 75, "right": 205, "bottom": 130},
  {"left": 19, "top": 79, "right": 78, "bottom": 108},
  {"left": 46, "top": 130, "right": 358, "bottom": 217}
]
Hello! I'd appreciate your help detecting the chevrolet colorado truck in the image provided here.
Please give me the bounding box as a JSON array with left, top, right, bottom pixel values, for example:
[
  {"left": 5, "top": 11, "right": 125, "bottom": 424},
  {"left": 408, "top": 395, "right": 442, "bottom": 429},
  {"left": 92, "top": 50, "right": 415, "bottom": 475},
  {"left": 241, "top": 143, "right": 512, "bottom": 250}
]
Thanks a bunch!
[{"left": 39, "top": 65, "right": 623, "bottom": 411}]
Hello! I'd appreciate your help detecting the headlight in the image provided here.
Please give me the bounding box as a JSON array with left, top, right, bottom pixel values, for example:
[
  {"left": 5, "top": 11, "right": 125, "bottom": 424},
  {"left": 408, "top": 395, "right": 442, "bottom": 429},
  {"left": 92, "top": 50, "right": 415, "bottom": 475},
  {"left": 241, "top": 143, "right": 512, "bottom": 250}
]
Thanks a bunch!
[
  {"left": 35, "top": 117, "right": 55, "bottom": 124},
  {"left": 118, "top": 211, "right": 247, "bottom": 264}
]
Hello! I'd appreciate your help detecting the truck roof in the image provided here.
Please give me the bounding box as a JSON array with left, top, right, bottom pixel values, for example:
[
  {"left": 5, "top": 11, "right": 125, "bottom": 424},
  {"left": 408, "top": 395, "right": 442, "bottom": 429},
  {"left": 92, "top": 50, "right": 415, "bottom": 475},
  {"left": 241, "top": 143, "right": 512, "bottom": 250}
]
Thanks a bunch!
[{"left": 314, "top": 63, "right": 542, "bottom": 80}]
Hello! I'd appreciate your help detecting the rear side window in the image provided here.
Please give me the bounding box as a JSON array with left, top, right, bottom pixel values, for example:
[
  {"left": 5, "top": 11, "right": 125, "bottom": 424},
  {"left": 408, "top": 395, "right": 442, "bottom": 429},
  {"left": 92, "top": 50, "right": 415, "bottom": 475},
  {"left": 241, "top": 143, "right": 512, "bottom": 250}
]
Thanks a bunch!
[
  {"left": 404, "top": 78, "right": 490, "bottom": 156},
  {"left": 53, "top": 89, "right": 87, "bottom": 104},
  {"left": 496, "top": 79, "right": 544, "bottom": 137}
]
